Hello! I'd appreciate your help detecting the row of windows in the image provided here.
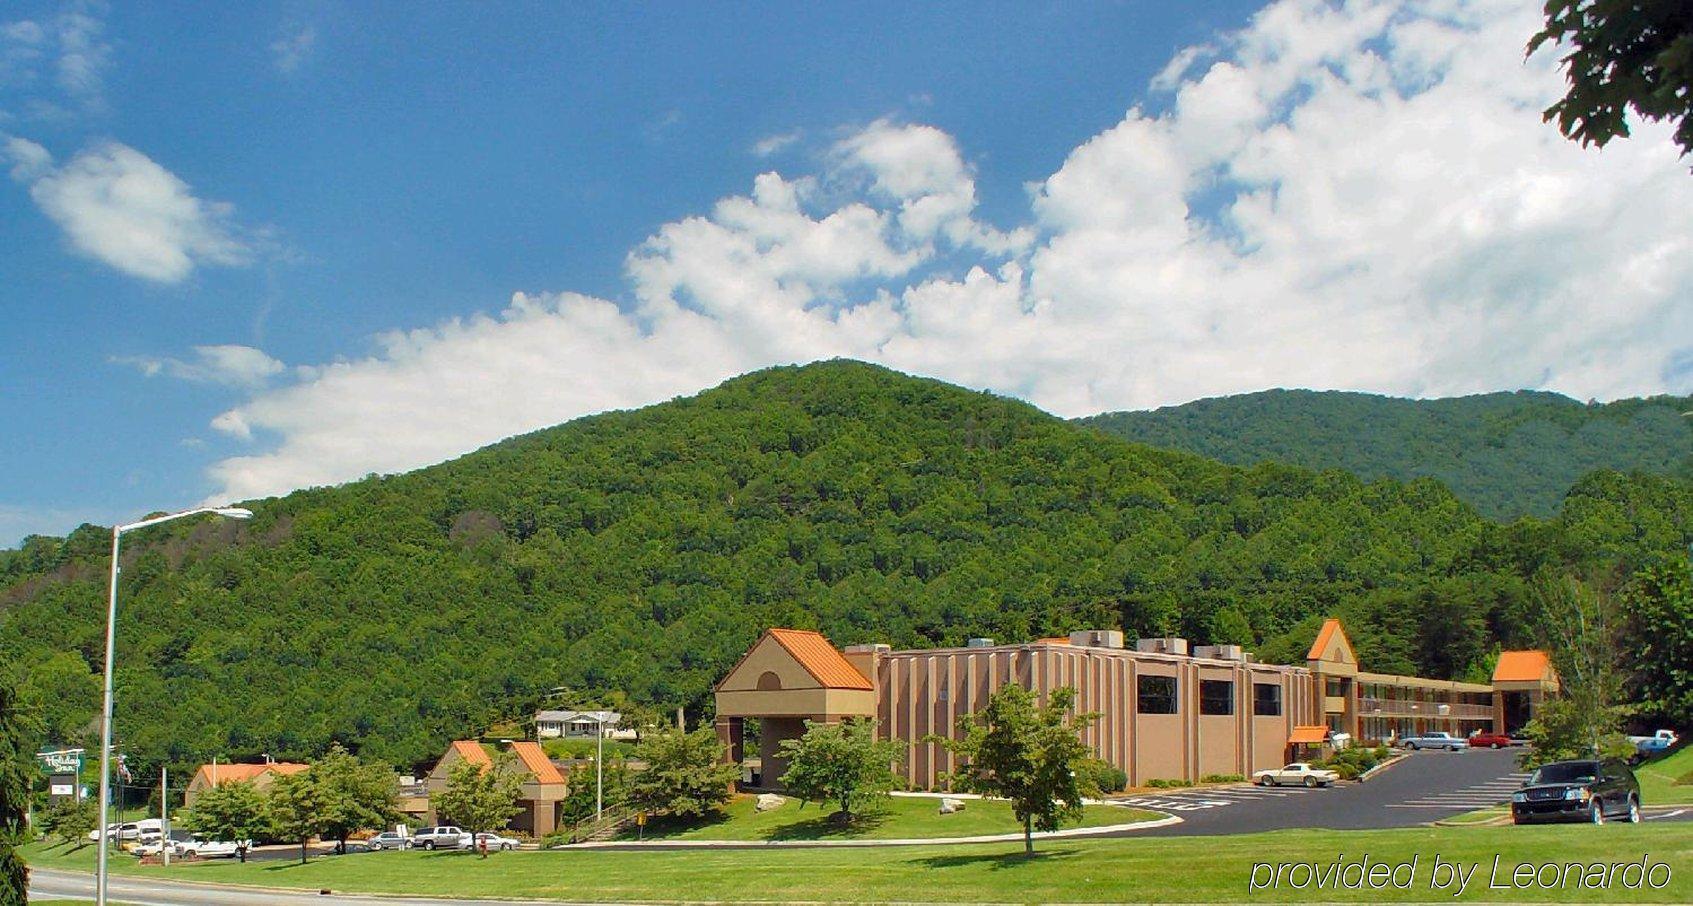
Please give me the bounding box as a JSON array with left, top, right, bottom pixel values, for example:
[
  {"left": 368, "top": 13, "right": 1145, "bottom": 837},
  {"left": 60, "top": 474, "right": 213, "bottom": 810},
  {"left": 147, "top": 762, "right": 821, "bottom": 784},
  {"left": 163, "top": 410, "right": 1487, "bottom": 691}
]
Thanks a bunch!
[{"left": 1134, "top": 677, "right": 1284, "bottom": 716}]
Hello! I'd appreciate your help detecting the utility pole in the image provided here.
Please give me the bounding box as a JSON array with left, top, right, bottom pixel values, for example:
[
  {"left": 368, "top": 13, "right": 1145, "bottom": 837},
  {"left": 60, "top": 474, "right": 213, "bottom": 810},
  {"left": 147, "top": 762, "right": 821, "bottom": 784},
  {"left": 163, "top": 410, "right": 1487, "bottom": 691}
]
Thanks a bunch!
[{"left": 160, "top": 766, "right": 170, "bottom": 867}]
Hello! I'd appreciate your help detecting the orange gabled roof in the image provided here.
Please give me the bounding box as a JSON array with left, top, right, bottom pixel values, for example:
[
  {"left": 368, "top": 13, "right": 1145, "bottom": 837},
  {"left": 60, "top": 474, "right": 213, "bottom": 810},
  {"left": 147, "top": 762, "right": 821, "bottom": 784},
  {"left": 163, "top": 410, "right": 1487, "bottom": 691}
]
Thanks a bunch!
[
  {"left": 766, "top": 628, "right": 873, "bottom": 690},
  {"left": 193, "top": 761, "right": 308, "bottom": 787},
  {"left": 1306, "top": 619, "right": 1342, "bottom": 660},
  {"left": 1493, "top": 650, "right": 1553, "bottom": 683},
  {"left": 450, "top": 740, "right": 492, "bottom": 769},
  {"left": 1289, "top": 726, "right": 1330, "bottom": 745},
  {"left": 1036, "top": 637, "right": 1072, "bottom": 646},
  {"left": 509, "top": 741, "right": 565, "bottom": 785}
]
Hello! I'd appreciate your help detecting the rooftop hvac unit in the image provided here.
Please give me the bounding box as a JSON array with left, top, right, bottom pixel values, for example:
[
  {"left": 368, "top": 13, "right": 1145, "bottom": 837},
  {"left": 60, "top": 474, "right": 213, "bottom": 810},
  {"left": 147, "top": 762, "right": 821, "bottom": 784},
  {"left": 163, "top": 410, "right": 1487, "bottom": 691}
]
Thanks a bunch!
[
  {"left": 1135, "top": 637, "right": 1190, "bottom": 656},
  {"left": 843, "top": 643, "right": 891, "bottom": 655},
  {"left": 1193, "top": 644, "right": 1246, "bottom": 662},
  {"left": 966, "top": 637, "right": 996, "bottom": 648},
  {"left": 1068, "top": 630, "right": 1125, "bottom": 649}
]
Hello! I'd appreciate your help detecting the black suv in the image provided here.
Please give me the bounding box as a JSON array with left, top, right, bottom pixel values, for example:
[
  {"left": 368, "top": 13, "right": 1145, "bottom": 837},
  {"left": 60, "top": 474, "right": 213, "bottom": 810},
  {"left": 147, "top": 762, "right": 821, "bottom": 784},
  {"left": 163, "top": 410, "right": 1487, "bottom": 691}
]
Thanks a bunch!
[{"left": 1512, "top": 758, "right": 1640, "bottom": 825}]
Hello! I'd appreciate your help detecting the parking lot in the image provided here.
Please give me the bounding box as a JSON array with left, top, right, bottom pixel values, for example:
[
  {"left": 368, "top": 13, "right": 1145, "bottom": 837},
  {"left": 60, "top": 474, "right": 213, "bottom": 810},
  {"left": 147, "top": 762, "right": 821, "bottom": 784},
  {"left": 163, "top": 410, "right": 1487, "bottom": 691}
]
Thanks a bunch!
[{"left": 1125, "top": 747, "right": 1529, "bottom": 835}]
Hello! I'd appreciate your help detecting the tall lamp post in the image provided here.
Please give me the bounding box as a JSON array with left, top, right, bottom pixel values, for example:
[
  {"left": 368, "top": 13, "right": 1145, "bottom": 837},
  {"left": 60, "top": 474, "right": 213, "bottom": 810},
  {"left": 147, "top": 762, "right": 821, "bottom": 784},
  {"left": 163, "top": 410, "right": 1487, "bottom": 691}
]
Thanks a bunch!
[{"left": 96, "top": 505, "right": 252, "bottom": 906}]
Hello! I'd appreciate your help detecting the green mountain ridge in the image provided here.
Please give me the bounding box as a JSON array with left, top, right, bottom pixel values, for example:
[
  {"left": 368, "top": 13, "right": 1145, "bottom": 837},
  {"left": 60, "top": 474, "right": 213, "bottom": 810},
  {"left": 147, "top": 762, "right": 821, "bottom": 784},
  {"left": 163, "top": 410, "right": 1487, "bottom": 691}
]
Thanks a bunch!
[
  {"left": 1079, "top": 388, "right": 1693, "bottom": 520},
  {"left": 1, "top": 361, "right": 1689, "bottom": 779}
]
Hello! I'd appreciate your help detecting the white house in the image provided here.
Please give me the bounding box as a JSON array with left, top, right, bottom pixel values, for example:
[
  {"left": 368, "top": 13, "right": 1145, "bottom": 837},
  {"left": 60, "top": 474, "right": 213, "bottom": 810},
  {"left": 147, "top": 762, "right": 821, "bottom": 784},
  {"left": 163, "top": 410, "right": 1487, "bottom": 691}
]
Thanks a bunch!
[{"left": 534, "top": 709, "right": 628, "bottom": 739}]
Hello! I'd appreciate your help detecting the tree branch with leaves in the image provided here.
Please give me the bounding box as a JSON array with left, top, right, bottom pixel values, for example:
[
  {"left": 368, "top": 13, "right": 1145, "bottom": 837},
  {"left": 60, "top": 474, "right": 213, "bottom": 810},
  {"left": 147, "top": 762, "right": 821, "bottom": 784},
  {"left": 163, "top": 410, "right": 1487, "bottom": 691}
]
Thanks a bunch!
[{"left": 932, "top": 684, "right": 1098, "bottom": 855}]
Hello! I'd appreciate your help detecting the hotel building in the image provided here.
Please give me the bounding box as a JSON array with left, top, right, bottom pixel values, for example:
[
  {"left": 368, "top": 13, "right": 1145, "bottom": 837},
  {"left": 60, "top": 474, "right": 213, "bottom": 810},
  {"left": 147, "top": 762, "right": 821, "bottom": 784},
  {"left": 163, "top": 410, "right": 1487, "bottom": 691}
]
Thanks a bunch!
[{"left": 713, "top": 619, "right": 1558, "bottom": 790}]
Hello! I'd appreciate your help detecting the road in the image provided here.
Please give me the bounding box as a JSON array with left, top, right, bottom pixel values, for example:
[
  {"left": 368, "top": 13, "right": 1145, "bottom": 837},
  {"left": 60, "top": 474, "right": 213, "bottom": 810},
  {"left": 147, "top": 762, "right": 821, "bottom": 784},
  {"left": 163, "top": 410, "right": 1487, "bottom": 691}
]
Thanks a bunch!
[
  {"left": 31, "top": 749, "right": 1690, "bottom": 904},
  {"left": 28, "top": 867, "right": 581, "bottom": 906},
  {"left": 1119, "top": 748, "right": 1691, "bottom": 835}
]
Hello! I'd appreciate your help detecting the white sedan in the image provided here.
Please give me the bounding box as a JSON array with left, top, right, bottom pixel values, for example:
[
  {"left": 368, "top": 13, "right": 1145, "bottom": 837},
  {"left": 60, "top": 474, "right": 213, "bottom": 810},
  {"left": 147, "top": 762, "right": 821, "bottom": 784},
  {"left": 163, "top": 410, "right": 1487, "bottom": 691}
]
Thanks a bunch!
[
  {"left": 468, "top": 832, "right": 520, "bottom": 852},
  {"left": 1253, "top": 763, "right": 1339, "bottom": 787},
  {"left": 180, "top": 838, "right": 247, "bottom": 858}
]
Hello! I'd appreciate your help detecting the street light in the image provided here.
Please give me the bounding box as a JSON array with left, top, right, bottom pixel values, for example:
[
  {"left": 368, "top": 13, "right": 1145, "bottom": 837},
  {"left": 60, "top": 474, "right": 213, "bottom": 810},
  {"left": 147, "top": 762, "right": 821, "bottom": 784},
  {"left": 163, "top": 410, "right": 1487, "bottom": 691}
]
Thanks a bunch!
[{"left": 96, "top": 505, "right": 252, "bottom": 906}]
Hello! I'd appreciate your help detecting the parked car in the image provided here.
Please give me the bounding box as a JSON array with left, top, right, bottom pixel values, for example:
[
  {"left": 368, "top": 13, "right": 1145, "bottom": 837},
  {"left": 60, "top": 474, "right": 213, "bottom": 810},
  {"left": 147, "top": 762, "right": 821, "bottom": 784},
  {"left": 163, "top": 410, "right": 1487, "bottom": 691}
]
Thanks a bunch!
[
  {"left": 470, "top": 832, "right": 520, "bottom": 852},
  {"left": 1253, "top": 763, "right": 1340, "bottom": 787},
  {"left": 180, "top": 838, "right": 248, "bottom": 859},
  {"left": 1629, "top": 729, "right": 1679, "bottom": 758},
  {"left": 88, "top": 820, "right": 158, "bottom": 843},
  {"left": 1399, "top": 732, "right": 1466, "bottom": 751},
  {"left": 411, "top": 826, "right": 471, "bottom": 851},
  {"left": 364, "top": 831, "right": 411, "bottom": 851},
  {"left": 1467, "top": 732, "right": 1517, "bottom": 749},
  {"left": 130, "top": 839, "right": 183, "bottom": 858},
  {"left": 1512, "top": 758, "right": 1640, "bottom": 825}
]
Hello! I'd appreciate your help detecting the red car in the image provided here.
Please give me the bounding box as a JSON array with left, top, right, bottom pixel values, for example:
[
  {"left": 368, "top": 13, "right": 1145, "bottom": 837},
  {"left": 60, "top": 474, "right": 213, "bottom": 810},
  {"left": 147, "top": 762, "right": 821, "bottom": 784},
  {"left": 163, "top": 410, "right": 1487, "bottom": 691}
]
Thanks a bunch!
[{"left": 1468, "top": 732, "right": 1516, "bottom": 749}]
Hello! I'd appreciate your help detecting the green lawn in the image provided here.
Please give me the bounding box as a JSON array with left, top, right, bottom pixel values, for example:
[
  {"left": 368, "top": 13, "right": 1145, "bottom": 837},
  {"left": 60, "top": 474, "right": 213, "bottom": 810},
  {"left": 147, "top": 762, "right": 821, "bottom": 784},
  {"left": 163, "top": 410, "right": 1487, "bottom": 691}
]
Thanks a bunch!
[
  {"left": 622, "top": 794, "right": 1158, "bottom": 841},
  {"left": 24, "top": 823, "right": 1692, "bottom": 902},
  {"left": 1637, "top": 746, "right": 1693, "bottom": 806}
]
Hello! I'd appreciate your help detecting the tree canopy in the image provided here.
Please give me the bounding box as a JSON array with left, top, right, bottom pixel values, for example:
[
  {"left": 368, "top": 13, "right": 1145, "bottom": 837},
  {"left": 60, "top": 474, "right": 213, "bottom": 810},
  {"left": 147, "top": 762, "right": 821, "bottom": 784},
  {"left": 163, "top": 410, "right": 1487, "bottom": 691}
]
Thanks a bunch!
[
  {"left": 777, "top": 718, "right": 903, "bottom": 821},
  {"left": 1530, "top": 0, "right": 1693, "bottom": 163},
  {"left": 0, "top": 361, "right": 1688, "bottom": 789},
  {"left": 1081, "top": 387, "right": 1693, "bottom": 520},
  {"left": 935, "top": 684, "right": 1097, "bottom": 854}
]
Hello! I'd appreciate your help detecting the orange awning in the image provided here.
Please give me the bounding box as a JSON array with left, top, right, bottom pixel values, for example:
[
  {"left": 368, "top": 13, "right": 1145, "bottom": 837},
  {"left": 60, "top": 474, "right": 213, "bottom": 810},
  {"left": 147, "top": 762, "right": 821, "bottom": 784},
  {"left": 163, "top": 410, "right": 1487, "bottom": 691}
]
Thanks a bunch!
[{"left": 1288, "top": 726, "right": 1329, "bottom": 745}]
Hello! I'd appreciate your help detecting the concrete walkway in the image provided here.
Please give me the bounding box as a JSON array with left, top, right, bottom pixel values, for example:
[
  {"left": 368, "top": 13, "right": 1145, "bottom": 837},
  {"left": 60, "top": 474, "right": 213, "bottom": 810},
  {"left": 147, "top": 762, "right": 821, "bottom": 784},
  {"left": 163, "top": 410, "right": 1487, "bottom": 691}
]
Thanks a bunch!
[{"left": 569, "top": 806, "right": 1181, "bottom": 848}]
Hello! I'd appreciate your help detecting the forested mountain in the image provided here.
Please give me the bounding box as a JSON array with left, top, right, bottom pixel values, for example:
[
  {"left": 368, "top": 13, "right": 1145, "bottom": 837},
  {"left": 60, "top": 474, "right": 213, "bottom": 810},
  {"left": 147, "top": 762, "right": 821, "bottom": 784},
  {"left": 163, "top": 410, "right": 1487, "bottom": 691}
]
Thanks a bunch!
[
  {"left": 2, "top": 362, "right": 1690, "bottom": 780},
  {"left": 1080, "top": 389, "right": 1693, "bottom": 520}
]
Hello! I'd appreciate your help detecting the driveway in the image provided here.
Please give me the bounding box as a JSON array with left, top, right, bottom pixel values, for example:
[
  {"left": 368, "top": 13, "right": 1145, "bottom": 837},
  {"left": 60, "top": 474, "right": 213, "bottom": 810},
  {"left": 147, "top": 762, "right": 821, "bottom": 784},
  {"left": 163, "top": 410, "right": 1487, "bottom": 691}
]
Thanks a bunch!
[{"left": 1127, "top": 747, "right": 1529, "bottom": 835}]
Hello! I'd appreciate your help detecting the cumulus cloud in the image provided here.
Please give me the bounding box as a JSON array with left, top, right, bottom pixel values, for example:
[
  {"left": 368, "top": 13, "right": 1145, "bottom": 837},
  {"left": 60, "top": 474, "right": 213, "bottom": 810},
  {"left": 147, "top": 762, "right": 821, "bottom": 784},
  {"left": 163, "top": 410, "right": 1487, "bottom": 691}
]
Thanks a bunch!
[
  {"left": 199, "top": 0, "right": 1693, "bottom": 503},
  {"left": 116, "top": 345, "right": 286, "bottom": 389},
  {"left": 4, "top": 140, "right": 251, "bottom": 282}
]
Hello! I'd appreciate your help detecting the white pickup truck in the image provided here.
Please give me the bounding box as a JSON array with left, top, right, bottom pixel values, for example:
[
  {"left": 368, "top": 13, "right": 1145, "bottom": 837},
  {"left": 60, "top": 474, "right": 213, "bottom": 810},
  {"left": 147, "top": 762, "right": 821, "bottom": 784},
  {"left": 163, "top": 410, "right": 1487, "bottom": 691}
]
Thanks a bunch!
[{"left": 1629, "top": 729, "right": 1679, "bottom": 758}]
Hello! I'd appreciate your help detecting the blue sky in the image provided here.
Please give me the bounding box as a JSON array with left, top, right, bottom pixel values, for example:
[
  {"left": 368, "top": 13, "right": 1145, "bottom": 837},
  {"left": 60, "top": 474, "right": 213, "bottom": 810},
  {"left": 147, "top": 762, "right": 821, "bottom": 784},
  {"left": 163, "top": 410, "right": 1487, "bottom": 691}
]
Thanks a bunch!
[{"left": 3, "top": 0, "right": 1691, "bottom": 546}]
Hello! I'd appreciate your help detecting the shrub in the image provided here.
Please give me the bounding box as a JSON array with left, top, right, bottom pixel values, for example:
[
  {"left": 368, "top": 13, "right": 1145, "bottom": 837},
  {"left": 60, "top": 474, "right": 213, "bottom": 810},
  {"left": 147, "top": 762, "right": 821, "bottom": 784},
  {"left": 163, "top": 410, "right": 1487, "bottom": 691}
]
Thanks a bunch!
[
  {"left": 1144, "top": 778, "right": 1193, "bottom": 789},
  {"left": 1074, "top": 758, "right": 1128, "bottom": 795},
  {"left": 1200, "top": 773, "right": 1244, "bottom": 784}
]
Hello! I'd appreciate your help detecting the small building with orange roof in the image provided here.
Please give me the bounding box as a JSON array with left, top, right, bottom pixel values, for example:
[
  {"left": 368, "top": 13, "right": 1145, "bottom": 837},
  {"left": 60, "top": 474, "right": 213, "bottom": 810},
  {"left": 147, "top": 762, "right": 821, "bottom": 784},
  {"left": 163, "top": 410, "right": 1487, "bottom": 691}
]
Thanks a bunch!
[
  {"left": 182, "top": 760, "right": 309, "bottom": 808},
  {"left": 425, "top": 739, "right": 568, "bottom": 837},
  {"left": 1491, "top": 649, "right": 1560, "bottom": 734}
]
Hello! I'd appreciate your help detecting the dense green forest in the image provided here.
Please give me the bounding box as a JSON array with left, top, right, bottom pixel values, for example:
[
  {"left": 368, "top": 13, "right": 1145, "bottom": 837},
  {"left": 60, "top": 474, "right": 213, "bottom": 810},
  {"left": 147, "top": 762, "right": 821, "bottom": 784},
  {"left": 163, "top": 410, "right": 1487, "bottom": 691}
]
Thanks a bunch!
[
  {"left": 1080, "top": 389, "right": 1693, "bottom": 520},
  {"left": 2, "top": 362, "right": 1690, "bottom": 782}
]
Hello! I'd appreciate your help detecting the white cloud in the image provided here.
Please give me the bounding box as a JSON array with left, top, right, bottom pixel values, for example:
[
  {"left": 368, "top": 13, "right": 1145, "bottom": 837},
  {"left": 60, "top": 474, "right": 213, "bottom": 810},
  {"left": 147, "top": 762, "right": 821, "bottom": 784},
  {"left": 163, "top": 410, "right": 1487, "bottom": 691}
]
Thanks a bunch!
[
  {"left": 270, "top": 24, "right": 315, "bottom": 74},
  {"left": 197, "top": 0, "right": 1693, "bottom": 504},
  {"left": 116, "top": 344, "right": 286, "bottom": 389},
  {"left": 1, "top": 3, "right": 111, "bottom": 116},
  {"left": 4, "top": 140, "right": 251, "bottom": 282},
  {"left": 753, "top": 131, "right": 801, "bottom": 157}
]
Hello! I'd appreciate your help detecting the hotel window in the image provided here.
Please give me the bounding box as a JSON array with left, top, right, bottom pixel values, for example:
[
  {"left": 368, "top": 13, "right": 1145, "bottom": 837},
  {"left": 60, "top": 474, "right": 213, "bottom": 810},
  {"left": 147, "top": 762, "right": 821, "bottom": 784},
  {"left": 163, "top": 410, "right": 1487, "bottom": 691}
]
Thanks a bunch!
[
  {"left": 1253, "top": 682, "right": 1283, "bottom": 716},
  {"left": 1199, "top": 680, "right": 1234, "bottom": 715},
  {"left": 1137, "top": 675, "right": 1178, "bottom": 714}
]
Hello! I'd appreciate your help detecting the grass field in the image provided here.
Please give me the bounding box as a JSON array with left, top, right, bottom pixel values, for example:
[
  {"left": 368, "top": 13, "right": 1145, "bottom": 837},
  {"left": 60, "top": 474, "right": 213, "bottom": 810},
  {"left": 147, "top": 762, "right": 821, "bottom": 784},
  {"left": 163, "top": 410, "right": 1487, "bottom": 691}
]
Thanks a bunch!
[
  {"left": 25, "top": 822, "right": 1692, "bottom": 902},
  {"left": 623, "top": 794, "right": 1159, "bottom": 841},
  {"left": 1637, "top": 746, "right": 1693, "bottom": 806}
]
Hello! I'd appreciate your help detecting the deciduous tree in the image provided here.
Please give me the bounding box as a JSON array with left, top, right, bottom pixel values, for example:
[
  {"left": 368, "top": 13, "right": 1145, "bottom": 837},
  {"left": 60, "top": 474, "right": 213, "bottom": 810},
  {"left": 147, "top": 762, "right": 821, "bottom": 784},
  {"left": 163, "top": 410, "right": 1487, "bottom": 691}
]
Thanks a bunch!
[
  {"left": 777, "top": 718, "right": 902, "bottom": 823},
  {"left": 933, "top": 684, "right": 1098, "bottom": 855},
  {"left": 311, "top": 744, "right": 400, "bottom": 855},
  {"left": 630, "top": 728, "right": 739, "bottom": 820},
  {"left": 266, "top": 770, "right": 327, "bottom": 865},
  {"left": 1530, "top": 0, "right": 1693, "bottom": 163},
  {"left": 184, "top": 780, "right": 267, "bottom": 862},
  {"left": 432, "top": 757, "right": 521, "bottom": 857},
  {"left": 0, "top": 680, "right": 41, "bottom": 906}
]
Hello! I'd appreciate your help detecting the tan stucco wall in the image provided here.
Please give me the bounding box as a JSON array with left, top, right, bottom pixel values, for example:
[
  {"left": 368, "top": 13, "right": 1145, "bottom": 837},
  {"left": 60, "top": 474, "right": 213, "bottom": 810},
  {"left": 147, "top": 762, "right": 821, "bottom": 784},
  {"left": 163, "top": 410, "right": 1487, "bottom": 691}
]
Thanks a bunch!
[{"left": 718, "top": 636, "right": 824, "bottom": 692}]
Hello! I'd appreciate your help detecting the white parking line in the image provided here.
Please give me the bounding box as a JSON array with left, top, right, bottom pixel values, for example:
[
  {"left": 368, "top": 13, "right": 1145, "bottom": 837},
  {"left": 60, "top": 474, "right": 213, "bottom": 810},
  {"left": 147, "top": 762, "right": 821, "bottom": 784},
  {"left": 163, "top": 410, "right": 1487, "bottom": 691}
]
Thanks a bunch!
[{"left": 1644, "top": 809, "right": 1685, "bottom": 821}]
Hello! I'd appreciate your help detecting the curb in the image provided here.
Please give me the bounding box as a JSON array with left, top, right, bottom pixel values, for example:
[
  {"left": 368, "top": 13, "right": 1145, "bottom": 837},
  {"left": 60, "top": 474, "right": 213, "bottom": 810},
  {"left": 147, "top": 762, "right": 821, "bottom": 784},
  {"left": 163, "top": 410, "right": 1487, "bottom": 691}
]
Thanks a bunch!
[
  {"left": 1357, "top": 753, "right": 1408, "bottom": 783},
  {"left": 566, "top": 812, "right": 1184, "bottom": 848}
]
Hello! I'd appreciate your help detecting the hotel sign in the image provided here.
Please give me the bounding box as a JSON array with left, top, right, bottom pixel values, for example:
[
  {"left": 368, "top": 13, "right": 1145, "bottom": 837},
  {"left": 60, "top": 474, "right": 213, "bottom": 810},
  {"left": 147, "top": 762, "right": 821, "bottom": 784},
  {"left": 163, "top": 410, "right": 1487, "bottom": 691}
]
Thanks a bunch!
[{"left": 36, "top": 749, "right": 84, "bottom": 773}]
